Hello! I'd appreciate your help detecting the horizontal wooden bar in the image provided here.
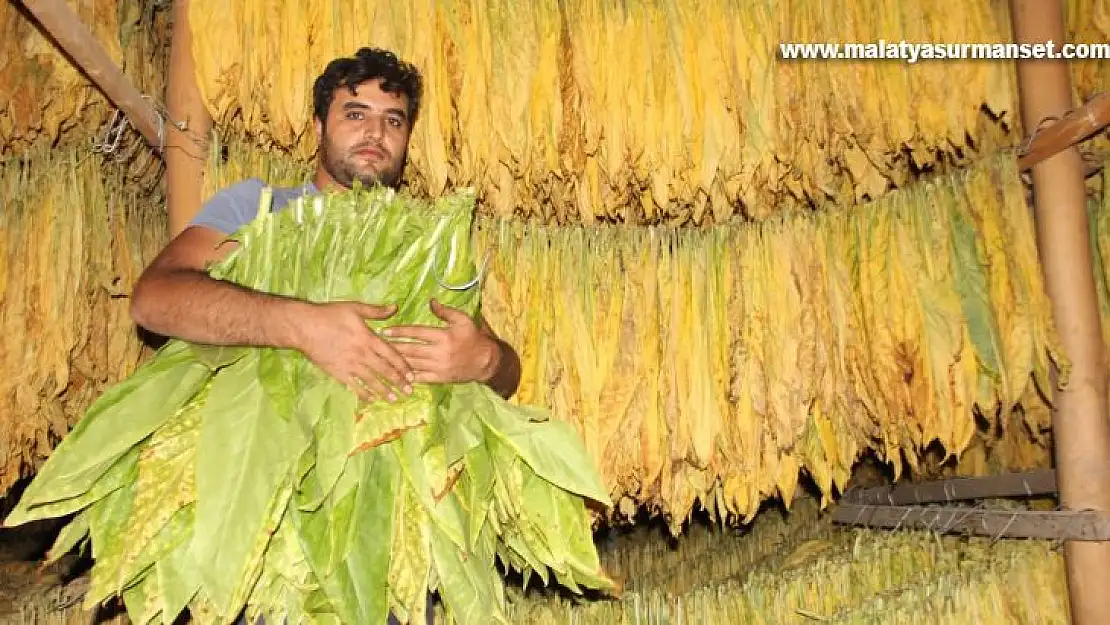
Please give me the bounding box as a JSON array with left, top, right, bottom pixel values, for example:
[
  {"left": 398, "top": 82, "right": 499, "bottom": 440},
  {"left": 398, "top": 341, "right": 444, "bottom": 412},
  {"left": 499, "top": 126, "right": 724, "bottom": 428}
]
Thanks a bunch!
[
  {"left": 1018, "top": 92, "right": 1110, "bottom": 171},
  {"left": 834, "top": 503, "right": 1110, "bottom": 541},
  {"left": 841, "top": 470, "right": 1058, "bottom": 506}
]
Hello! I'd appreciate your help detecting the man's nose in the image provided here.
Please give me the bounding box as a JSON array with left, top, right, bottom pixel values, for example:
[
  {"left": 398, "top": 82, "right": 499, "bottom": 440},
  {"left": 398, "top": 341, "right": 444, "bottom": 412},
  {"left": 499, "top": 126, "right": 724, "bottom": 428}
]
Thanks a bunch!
[{"left": 363, "top": 115, "right": 385, "bottom": 139}]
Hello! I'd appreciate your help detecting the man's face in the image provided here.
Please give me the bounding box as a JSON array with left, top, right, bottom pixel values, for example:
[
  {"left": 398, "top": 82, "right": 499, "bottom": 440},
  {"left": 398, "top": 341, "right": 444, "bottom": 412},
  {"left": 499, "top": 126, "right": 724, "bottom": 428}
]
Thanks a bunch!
[{"left": 315, "top": 78, "right": 412, "bottom": 190}]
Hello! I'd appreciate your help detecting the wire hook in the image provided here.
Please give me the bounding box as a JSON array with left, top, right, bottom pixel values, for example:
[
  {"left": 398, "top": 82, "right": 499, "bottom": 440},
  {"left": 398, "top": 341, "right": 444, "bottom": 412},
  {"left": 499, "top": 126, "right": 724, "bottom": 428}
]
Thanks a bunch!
[{"left": 431, "top": 247, "right": 491, "bottom": 291}]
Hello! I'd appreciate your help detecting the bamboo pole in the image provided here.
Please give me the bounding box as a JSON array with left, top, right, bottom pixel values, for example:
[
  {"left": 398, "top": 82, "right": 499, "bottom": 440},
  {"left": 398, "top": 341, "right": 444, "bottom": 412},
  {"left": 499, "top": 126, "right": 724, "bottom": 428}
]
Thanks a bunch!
[
  {"left": 164, "top": 0, "right": 213, "bottom": 238},
  {"left": 19, "top": 0, "right": 161, "bottom": 148},
  {"left": 1010, "top": 0, "right": 1110, "bottom": 622}
]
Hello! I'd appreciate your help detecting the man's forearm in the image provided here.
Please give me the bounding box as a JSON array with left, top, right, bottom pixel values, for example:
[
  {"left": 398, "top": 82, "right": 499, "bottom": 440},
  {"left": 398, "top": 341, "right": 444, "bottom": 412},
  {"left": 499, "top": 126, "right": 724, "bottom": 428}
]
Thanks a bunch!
[
  {"left": 130, "top": 268, "right": 306, "bottom": 349},
  {"left": 484, "top": 337, "right": 522, "bottom": 399}
]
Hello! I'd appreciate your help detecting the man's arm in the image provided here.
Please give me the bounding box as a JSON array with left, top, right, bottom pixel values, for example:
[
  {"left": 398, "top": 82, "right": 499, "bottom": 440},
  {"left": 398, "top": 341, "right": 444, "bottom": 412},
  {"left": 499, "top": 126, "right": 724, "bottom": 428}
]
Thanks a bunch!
[
  {"left": 130, "top": 225, "right": 415, "bottom": 402},
  {"left": 130, "top": 226, "right": 304, "bottom": 348}
]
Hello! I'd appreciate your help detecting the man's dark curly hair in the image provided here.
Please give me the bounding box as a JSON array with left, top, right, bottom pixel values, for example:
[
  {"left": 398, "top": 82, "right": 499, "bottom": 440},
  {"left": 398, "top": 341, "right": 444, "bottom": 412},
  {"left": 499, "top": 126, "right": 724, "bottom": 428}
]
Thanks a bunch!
[{"left": 312, "top": 47, "right": 423, "bottom": 127}]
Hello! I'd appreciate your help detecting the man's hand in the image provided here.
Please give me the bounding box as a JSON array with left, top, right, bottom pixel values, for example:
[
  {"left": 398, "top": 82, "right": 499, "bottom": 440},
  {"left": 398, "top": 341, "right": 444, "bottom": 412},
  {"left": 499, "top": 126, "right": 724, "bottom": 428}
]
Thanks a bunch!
[
  {"left": 293, "top": 301, "right": 415, "bottom": 403},
  {"left": 383, "top": 299, "right": 502, "bottom": 386}
]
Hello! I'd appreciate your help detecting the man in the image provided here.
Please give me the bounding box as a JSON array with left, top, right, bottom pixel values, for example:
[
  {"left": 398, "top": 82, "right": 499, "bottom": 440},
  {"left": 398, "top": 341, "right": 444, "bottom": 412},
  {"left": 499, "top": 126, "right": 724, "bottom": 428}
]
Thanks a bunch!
[{"left": 131, "top": 47, "right": 521, "bottom": 406}]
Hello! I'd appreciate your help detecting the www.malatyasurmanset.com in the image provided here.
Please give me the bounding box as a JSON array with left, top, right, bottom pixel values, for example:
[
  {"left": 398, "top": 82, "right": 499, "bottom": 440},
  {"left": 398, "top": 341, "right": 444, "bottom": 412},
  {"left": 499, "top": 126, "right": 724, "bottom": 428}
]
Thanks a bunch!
[{"left": 779, "top": 40, "right": 1110, "bottom": 62}]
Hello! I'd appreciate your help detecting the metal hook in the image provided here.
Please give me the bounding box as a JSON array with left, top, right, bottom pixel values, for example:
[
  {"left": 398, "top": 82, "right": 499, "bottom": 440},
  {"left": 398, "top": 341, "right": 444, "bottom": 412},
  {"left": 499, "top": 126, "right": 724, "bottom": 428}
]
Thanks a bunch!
[
  {"left": 92, "top": 108, "right": 128, "bottom": 156},
  {"left": 431, "top": 247, "right": 491, "bottom": 291}
]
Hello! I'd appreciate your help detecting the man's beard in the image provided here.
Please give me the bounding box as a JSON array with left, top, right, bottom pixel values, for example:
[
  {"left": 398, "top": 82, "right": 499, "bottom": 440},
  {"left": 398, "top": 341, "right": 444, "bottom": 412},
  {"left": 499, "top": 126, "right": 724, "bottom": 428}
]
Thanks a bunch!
[{"left": 320, "top": 138, "right": 403, "bottom": 189}]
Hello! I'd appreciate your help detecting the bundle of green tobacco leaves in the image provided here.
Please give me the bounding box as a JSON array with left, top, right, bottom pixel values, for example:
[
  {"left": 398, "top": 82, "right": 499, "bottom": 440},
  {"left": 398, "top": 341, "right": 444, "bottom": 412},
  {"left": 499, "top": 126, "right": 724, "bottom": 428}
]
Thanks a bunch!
[{"left": 3, "top": 186, "right": 615, "bottom": 624}]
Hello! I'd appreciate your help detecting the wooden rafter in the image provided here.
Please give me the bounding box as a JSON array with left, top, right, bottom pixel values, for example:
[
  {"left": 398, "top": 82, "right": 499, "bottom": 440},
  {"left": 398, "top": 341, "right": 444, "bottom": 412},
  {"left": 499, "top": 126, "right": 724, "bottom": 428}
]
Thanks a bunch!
[
  {"left": 20, "top": 0, "right": 163, "bottom": 150},
  {"left": 1019, "top": 92, "right": 1110, "bottom": 171}
]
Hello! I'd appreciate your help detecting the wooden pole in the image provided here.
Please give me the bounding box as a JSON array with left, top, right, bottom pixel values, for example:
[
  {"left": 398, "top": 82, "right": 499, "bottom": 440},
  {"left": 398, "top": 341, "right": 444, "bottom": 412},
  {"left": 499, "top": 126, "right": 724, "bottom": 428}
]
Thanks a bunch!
[
  {"left": 20, "top": 0, "right": 162, "bottom": 148},
  {"left": 1010, "top": 0, "right": 1110, "bottom": 622},
  {"left": 164, "top": 0, "right": 213, "bottom": 238},
  {"left": 1018, "top": 92, "right": 1110, "bottom": 171}
]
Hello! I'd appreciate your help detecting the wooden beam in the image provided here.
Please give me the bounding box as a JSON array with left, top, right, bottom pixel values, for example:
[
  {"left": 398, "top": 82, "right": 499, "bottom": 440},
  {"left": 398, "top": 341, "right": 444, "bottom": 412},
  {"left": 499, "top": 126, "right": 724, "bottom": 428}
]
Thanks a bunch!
[
  {"left": 1019, "top": 92, "right": 1110, "bottom": 171},
  {"left": 20, "top": 0, "right": 162, "bottom": 150},
  {"left": 842, "top": 470, "right": 1058, "bottom": 506},
  {"left": 834, "top": 505, "right": 1110, "bottom": 541},
  {"left": 164, "top": 0, "right": 213, "bottom": 238},
  {"left": 1010, "top": 0, "right": 1110, "bottom": 622}
]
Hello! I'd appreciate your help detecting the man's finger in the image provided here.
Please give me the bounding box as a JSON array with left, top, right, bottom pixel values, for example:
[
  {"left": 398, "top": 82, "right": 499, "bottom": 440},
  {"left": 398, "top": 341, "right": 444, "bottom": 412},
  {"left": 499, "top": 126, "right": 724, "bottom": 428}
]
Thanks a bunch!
[
  {"left": 430, "top": 298, "right": 468, "bottom": 324},
  {"left": 397, "top": 358, "right": 442, "bottom": 378},
  {"left": 411, "top": 370, "right": 447, "bottom": 385},
  {"left": 356, "top": 366, "right": 399, "bottom": 401},
  {"left": 346, "top": 375, "right": 378, "bottom": 404},
  {"left": 392, "top": 342, "right": 435, "bottom": 362},
  {"left": 383, "top": 325, "right": 444, "bottom": 343},
  {"left": 356, "top": 302, "right": 398, "bottom": 320},
  {"left": 368, "top": 341, "right": 416, "bottom": 392}
]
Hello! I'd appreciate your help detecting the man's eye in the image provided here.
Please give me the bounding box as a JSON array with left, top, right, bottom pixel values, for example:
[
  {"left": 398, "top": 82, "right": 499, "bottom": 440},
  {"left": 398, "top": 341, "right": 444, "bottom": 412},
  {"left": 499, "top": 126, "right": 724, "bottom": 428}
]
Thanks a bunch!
[
  {"left": 346, "top": 111, "right": 364, "bottom": 120},
  {"left": 388, "top": 117, "right": 404, "bottom": 127}
]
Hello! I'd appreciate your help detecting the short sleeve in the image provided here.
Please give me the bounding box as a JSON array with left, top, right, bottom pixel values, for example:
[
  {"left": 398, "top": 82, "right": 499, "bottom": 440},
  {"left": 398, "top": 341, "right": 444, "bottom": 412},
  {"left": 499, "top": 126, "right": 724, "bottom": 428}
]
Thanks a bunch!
[{"left": 188, "top": 178, "right": 266, "bottom": 235}]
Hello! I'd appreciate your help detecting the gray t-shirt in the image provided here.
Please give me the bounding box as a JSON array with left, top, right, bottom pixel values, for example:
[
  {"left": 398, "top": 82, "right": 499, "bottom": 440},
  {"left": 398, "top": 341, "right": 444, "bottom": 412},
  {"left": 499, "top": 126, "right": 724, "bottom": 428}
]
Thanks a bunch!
[{"left": 190, "top": 178, "right": 319, "bottom": 234}]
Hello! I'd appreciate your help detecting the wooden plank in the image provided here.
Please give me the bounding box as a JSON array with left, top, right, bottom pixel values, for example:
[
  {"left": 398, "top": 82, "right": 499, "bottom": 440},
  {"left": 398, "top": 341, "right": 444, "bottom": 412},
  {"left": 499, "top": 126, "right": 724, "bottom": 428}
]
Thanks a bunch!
[
  {"left": 834, "top": 503, "right": 1110, "bottom": 541},
  {"left": 842, "top": 470, "right": 1058, "bottom": 507}
]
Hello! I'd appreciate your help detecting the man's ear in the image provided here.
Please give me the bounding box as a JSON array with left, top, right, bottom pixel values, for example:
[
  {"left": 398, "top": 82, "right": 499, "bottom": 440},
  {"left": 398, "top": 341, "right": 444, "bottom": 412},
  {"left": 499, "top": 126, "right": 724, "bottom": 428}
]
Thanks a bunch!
[{"left": 314, "top": 116, "right": 324, "bottom": 142}]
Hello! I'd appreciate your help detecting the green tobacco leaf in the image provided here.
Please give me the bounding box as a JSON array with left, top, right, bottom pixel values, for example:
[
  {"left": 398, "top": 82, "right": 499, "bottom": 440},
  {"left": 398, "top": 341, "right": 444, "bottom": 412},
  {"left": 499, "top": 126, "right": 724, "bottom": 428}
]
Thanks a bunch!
[
  {"left": 224, "top": 485, "right": 294, "bottom": 619},
  {"left": 190, "top": 344, "right": 248, "bottom": 370},
  {"left": 258, "top": 348, "right": 304, "bottom": 422},
  {"left": 443, "top": 388, "right": 484, "bottom": 465},
  {"left": 191, "top": 352, "right": 307, "bottom": 615},
  {"left": 155, "top": 515, "right": 201, "bottom": 622},
  {"left": 6, "top": 445, "right": 140, "bottom": 528},
  {"left": 394, "top": 428, "right": 466, "bottom": 549},
  {"left": 342, "top": 446, "right": 395, "bottom": 624},
  {"left": 523, "top": 467, "right": 613, "bottom": 592},
  {"left": 464, "top": 442, "right": 495, "bottom": 550},
  {"left": 388, "top": 478, "right": 431, "bottom": 624},
  {"left": 117, "top": 503, "right": 194, "bottom": 601},
  {"left": 352, "top": 388, "right": 434, "bottom": 454},
  {"left": 249, "top": 513, "right": 320, "bottom": 624},
  {"left": 519, "top": 469, "right": 572, "bottom": 579},
  {"left": 121, "top": 567, "right": 162, "bottom": 625},
  {"left": 430, "top": 496, "right": 508, "bottom": 625},
  {"left": 46, "top": 510, "right": 89, "bottom": 564},
  {"left": 20, "top": 187, "right": 529, "bottom": 625},
  {"left": 313, "top": 382, "right": 358, "bottom": 501},
  {"left": 495, "top": 540, "right": 534, "bottom": 591},
  {"left": 116, "top": 394, "right": 202, "bottom": 590},
  {"left": 7, "top": 340, "right": 210, "bottom": 516},
  {"left": 293, "top": 458, "right": 354, "bottom": 579},
  {"left": 293, "top": 371, "right": 332, "bottom": 428},
  {"left": 499, "top": 472, "right": 552, "bottom": 587},
  {"left": 295, "top": 476, "right": 357, "bottom": 611},
  {"left": 293, "top": 449, "right": 394, "bottom": 625},
  {"left": 289, "top": 380, "right": 332, "bottom": 497},
  {"left": 500, "top": 525, "right": 547, "bottom": 588},
  {"left": 471, "top": 386, "right": 610, "bottom": 505},
  {"left": 85, "top": 479, "right": 138, "bottom": 608},
  {"left": 488, "top": 442, "right": 548, "bottom": 586}
]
